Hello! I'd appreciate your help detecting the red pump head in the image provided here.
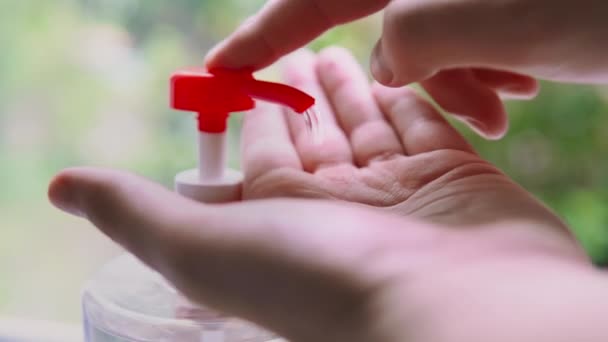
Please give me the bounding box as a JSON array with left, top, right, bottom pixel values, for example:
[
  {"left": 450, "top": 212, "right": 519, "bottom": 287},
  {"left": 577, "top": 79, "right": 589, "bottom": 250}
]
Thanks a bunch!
[{"left": 171, "top": 68, "right": 315, "bottom": 133}]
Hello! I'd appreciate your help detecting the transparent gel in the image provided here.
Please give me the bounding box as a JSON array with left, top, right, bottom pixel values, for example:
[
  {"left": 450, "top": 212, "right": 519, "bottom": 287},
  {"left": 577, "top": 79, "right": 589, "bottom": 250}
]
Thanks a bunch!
[{"left": 303, "top": 106, "right": 324, "bottom": 144}]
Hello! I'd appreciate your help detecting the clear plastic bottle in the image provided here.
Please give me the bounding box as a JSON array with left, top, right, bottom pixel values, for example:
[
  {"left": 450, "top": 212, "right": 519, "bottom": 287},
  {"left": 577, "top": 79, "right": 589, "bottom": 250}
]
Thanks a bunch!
[
  {"left": 81, "top": 135, "right": 282, "bottom": 342},
  {"left": 81, "top": 68, "right": 317, "bottom": 342},
  {"left": 82, "top": 254, "right": 284, "bottom": 342}
]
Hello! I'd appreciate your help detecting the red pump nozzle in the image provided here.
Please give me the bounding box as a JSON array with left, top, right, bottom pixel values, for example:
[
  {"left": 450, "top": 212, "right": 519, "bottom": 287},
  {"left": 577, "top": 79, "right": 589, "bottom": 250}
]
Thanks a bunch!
[{"left": 171, "top": 68, "right": 315, "bottom": 133}]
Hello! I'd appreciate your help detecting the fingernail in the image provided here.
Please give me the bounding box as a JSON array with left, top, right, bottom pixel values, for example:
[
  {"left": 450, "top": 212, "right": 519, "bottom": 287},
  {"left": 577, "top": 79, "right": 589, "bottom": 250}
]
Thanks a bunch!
[
  {"left": 371, "top": 42, "right": 394, "bottom": 85},
  {"left": 50, "top": 179, "right": 84, "bottom": 217}
]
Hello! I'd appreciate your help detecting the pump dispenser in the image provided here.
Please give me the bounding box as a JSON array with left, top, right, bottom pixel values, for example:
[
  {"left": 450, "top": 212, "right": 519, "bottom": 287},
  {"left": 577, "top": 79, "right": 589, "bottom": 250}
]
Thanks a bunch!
[
  {"left": 172, "top": 68, "right": 314, "bottom": 203},
  {"left": 81, "top": 67, "right": 316, "bottom": 342}
]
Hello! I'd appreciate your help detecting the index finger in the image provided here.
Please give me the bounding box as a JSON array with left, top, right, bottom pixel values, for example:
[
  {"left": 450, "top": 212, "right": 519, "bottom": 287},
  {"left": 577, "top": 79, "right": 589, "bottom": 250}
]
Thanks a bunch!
[{"left": 205, "top": 0, "right": 389, "bottom": 71}]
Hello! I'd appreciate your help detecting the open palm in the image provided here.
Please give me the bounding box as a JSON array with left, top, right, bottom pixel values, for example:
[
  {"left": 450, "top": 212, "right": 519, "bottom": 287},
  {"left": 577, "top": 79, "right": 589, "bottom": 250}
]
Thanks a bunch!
[{"left": 242, "top": 48, "right": 565, "bottom": 229}]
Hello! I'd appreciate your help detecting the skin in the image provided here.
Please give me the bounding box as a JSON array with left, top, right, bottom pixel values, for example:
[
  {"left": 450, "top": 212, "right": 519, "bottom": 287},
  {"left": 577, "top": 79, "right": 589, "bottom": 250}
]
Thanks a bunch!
[
  {"left": 205, "top": 0, "right": 608, "bottom": 139},
  {"left": 49, "top": 48, "right": 608, "bottom": 342}
]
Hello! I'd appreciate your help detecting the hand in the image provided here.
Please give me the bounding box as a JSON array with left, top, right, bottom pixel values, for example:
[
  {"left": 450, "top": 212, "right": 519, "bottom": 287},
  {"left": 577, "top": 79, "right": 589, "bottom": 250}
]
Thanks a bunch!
[
  {"left": 49, "top": 170, "right": 603, "bottom": 342},
  {"left": 242, "top": 48, "right": 564, "bottom": 228},
  {"left": 206, "top": 0, "right": 608, "bottom": 139},
  {"left": 48, "top": 47, "right": 604, "bottom": 342}
]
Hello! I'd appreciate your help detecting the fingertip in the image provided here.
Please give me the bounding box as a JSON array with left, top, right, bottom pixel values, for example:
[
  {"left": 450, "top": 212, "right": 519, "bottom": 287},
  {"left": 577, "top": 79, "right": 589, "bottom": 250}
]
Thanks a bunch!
[
  {"left": 371, "top": 81, "right": 418, "bottom": 102},
  {"left": 49, "top": 167, "right": 138, "bottom": 222},
  {"left": 316, "top": 46, "right": 367, "bottom": 93},
  {"left": 453, "top": 95, "right": 508, "bottom": 140},
  {"left": 459, "top": 104, "right": 508, "bottom": 140},
  {"left": 50, "top": 167, "right": 121, "bottom": 216},
  {"left": 500, "top": 78, "right": 540, "bottom": 100},
  {"left": 316, "top": 46, "right": 354, "bottom": 70},
  {"left": 370, "top": 39, "right": 436, "bottom": 88},
  {"left": 49, "top": 167, "right": 126, "bottom": 218},
  {"left": 316, "top": 46, "right": 352, "bottom": 81},
  {"left": 370, "top": 40, "right": 395, "bottom": 86},
  {"left": 472, "top": 91, "right": 509, "bottom": 140},
  {"left": 203, "top": 16, "right": 276, "bottom": 71},
  {"left": 203, "top": 40, "right": 227, "bottom": 70},
  {"left": 422, "top": 69, "right": 510, "bottom": 140},
  {"left": 48, "top": 168, "right": 85, "bottom": 217},
  {"left": 370, "top": 56, "right": 432, "bottom": 88},
  {"left": 472, "top": 69, "right": 540, "bottom": 100},
  {"left": 204, "top": 34, "right": 255, "bottom": 71}
]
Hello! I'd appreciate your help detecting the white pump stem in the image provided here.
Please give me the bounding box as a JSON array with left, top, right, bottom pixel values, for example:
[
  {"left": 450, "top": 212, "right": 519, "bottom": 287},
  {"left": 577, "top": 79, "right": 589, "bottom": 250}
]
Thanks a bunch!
[
  {"left": 198, "top": 131, "right": 226, "bottom": 182},
  {"left": 174, "top": 128, "right": 243, "bottom": 204},
  {"left": 173, "top": 127, "right": 245, "bottom": 341}
]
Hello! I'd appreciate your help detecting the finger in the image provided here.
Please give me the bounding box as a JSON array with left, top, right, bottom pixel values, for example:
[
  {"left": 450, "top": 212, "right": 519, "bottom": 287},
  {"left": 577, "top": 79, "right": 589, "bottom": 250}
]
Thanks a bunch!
[
  {"left": 48, "top": 167, "right": 205, "bottom": 266},
  {"left": 372, "top": 83, "right": 474, "bottom": 155},
  {"left": 48, "top": 167, "right": 417, "bottom": 342},
  {"left": 371, "top": 0, "right": 571, "bottom": 87},
  {"left": 472, "top": 68, "right": 540, "bottom": 100},
  {"left": 316, "top": 47, "right": 404, "bottom": 166},
  {"left": 421, "top": 69, "right": 508, "bottom": 140},
  {"left": 241, "top": 101, "right": 302, "bottom": 182},
  {"left": 205, "top": 0, "right": 389, "bottom": 71},
  {"left": 281, "top": 49, "right": 353, "bottom": 172}
]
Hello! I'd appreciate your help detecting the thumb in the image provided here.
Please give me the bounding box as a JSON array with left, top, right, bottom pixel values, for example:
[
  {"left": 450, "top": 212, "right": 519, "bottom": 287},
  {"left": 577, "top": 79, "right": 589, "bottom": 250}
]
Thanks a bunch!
[
  {"left": 370, "top": 0, "right": 548, "bottom": 139},
  {"left": 371, "top": 0, "right": 548, "bottom": 87},
  {"left": 48, "top": 167, "right": 408, "bottom": 341},
  {"left": 374, "top": 0, "right": 608, "bottom": 86}
]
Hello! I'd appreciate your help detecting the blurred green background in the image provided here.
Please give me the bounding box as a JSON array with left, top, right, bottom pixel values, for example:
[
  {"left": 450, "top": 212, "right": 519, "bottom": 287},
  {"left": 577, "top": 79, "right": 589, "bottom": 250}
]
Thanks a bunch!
[{"left": 1, "top": 0, "right": 607, "bottom": 325}]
